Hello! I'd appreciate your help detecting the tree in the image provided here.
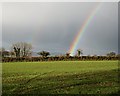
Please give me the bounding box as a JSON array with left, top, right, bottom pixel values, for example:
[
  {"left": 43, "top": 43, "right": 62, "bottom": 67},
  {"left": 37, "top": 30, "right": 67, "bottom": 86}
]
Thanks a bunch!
[
  {"left": 106, "top": 52, "right": 116, "bottom": 57},
  {"left": 10, "top": 51, "right": 15, "bottom": 57},
  {"left": 0, "top": 48, "right": 10, "bottom": 58},
  {"left": 13, "top": 47, "right": 20, "bottom": 58},
  {"left": 77, "top": 49, "right": 83, "bottom": 56},
  {"left": 37, "top": 51, "right": 50, "bottom": 58},
  {"left": 2, "top": 51, "right": 10, "bottom": 57},
  {"left": 11, "top": 42, "right": 32, "bottom": 58},
  {"left": 66, "top": 53, "right": 70, "bottom": 57}
]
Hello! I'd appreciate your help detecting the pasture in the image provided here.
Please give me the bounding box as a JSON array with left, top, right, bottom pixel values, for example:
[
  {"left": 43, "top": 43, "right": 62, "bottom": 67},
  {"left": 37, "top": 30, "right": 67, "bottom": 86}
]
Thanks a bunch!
[{"left": 2, "top": 61, "right": 119, "bottom": 95}]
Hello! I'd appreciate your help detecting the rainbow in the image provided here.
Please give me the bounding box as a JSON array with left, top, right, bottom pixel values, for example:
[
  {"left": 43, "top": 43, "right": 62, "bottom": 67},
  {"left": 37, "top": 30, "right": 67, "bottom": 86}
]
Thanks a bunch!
[{"left": 68, "top": 3, "right": 102, "bottom": 56}]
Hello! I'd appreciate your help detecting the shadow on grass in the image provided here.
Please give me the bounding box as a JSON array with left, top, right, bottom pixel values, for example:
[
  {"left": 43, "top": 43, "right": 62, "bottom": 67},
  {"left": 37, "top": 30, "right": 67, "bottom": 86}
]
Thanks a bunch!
[{"left": 2, "top": 69, "right": 119, "bottom": 95}]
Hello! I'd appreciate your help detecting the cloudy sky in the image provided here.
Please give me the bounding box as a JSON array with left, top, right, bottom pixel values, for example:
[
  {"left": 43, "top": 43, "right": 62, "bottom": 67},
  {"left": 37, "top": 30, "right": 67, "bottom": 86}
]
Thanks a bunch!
[{"left": 2, "top": 2, "right": 118, "bottom": 55}]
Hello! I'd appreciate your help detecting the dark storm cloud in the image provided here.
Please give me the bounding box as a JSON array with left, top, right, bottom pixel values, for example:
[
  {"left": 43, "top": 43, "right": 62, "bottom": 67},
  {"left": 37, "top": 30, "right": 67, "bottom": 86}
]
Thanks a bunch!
[
  {"left": 78, "top": 2, "right": 118, "bottom": 55},
  {"left": 2, "top": 2, "right": 118, "bottom": 55}
]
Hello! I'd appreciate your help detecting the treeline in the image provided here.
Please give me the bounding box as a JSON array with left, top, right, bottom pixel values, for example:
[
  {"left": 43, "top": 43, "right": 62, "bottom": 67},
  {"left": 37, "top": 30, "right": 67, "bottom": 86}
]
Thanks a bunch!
[
  {"left": 0, "top": 42, "right": 119, "bottom": 62},
  {"left": 2, "top": 56, "right": 118, "bottom": 62}
]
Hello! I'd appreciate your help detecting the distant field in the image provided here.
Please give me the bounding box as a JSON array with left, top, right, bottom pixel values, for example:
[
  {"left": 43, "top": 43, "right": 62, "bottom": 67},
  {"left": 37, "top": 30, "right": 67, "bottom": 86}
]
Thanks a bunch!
[{"left": 2, "top": 61, "right": 119, "bottom": 95}]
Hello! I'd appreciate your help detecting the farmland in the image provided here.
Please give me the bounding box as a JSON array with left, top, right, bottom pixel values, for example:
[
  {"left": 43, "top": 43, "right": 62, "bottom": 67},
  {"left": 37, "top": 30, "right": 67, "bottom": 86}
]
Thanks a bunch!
[{"left": 2, "top": 61, "right": 119, "bottom": 95}]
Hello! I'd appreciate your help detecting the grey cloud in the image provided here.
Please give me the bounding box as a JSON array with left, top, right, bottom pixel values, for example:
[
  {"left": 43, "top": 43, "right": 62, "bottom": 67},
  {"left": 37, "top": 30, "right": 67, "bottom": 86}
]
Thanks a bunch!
[{"left": 2, "top": 2, "right": 118, "bottom": 55}]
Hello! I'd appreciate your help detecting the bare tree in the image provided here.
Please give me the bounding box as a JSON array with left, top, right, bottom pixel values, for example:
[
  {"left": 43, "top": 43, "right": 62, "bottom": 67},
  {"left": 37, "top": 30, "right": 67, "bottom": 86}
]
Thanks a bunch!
[
  {"left": 77, "top": 49, "right": 83, "bottom": 57},
  {"left": 11, "top": 42, "right": 32, "bottom": 58}
]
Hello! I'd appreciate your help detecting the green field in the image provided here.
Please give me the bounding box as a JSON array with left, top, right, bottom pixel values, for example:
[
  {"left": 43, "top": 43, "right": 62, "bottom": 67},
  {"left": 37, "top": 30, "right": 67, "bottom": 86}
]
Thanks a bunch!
[{"left": 2, "top": 61, "right": 119, "bottom": 95}]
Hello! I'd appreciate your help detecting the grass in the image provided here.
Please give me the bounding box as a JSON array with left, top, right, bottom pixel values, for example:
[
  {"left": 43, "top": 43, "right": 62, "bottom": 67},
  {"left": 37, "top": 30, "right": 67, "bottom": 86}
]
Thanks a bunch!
[{"left": 2, "top": 61, "right": 119, "bottom": 95}]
